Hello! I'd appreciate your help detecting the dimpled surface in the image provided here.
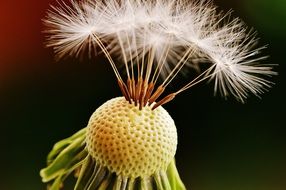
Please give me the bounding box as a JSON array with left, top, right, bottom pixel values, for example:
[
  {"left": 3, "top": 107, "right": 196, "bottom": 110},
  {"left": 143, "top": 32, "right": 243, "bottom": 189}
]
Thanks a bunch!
[{"left": 86, "top": 97, "right": 177, "bottom": 178}]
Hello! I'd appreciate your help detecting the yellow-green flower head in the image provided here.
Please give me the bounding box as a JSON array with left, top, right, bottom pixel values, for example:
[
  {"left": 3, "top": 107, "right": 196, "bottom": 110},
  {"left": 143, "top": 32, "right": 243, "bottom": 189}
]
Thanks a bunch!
[{"left": 86, "top": 97, "right": 177, "bottom": 178}]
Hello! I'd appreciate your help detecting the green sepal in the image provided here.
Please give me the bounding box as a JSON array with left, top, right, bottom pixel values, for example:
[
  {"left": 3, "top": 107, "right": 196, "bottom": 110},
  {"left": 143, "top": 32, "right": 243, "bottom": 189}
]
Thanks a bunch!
[
  {"left": 166, "top": 160, "right": 186, "bottom": 190},
  {"left": 140, "top": 177, "right": 153, "bottom": 190},
  {"left": 154, "top": 172, "right": 164, "bottom": 190},
  {"left": 97, "top": 172, "right": 113, "bottom": 190},
  {"left": 74, "top": 155, "right": 95, "bottom": 190},
  {"left": 161, "top": 171, "right": 171, "bottom": 190},
  {"left": 48, "top": 174, "right": 63, "bottom": 190},
  {"left": 40, "top": 134, "right": 86, "bottom": 182},
  {"left": 47, "top": 128, "right": 86, "bottom": 164}
]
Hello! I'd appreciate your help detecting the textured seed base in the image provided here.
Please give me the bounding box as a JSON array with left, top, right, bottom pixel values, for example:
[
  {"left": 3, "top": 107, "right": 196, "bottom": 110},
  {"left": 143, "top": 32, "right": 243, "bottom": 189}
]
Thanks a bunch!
[{"left": 86, "top": 97, "right": 177, "bottom": 178}]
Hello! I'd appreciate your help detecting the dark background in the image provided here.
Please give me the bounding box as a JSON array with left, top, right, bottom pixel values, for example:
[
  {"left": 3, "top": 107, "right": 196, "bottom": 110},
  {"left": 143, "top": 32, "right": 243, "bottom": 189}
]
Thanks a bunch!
[{"left": 0, "top": 0, "right": 285, "bottom": 190}]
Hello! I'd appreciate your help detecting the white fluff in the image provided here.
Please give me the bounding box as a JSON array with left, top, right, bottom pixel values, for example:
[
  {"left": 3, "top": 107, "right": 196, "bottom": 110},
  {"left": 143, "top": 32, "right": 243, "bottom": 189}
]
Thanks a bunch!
[{"left": 44, "top": 0, "right": 276, "bottom": 102}]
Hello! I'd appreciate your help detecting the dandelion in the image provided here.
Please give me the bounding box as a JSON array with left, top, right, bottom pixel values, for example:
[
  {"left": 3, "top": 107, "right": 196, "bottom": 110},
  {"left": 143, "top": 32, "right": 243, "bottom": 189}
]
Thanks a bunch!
[{"left": 40, "top": 0, "right": 276, "bottom": 189}]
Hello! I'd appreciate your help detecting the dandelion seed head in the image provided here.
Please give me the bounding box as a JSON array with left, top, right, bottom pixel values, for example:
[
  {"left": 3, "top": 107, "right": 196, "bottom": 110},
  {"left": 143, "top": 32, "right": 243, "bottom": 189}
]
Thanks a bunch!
[
  {"left": 41, "top": 1, "right": 277, "bottom": 189},
  {"left": 44, "top": 0, "right": 276, "bottom": 104}
]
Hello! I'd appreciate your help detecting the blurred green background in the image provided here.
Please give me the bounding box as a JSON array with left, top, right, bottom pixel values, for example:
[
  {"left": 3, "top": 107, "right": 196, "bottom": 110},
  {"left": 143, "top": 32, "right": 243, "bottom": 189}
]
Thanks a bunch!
[{"left": 0, "top": 0, "right": 285, "bottom": 190}]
